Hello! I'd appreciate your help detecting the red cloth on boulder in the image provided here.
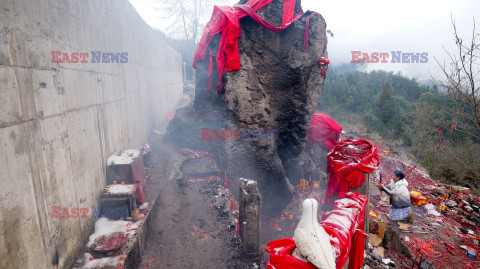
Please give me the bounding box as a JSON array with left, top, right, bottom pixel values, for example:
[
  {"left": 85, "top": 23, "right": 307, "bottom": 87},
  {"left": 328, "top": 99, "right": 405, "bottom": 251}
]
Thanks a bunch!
[
  {"left": 193, "top": 0, "right": 326, "bottom": 91},
  {"left": 324, "top": 139, "right": 379, "bottom": 203},
  {"left": 307, "top": 113, "right": 343, "bottom": 150}
]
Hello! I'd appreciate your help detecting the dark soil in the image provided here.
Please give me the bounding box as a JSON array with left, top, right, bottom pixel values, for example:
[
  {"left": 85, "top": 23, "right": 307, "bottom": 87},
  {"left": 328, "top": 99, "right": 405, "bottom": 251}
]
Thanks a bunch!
[{"left": 139, "top": 135, "right": 257, "bottom": 269}]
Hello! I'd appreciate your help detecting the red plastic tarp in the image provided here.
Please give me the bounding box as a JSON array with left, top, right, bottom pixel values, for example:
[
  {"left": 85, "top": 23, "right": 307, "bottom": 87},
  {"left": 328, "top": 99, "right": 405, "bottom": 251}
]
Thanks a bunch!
[
  {"left": 193, "top": 0, "right": 326, "bottom": 91},
  {"left": 266, "top": 192, "right": 367, "bottom": 269},
  {"left": 324, "top": 139, "right": 379, "bottom": 203},
  {"left": 307, "top": 113, "right": 343, "bottom": 150}
]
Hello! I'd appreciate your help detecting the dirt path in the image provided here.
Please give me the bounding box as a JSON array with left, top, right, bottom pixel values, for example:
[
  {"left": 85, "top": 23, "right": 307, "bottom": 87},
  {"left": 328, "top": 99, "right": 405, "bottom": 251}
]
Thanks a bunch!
[
  {"left": 141, "top": 180, "right": 233, "bottom": 268},
  {"left": 139, "top": 138, "right": 237, "bottom": 269}
]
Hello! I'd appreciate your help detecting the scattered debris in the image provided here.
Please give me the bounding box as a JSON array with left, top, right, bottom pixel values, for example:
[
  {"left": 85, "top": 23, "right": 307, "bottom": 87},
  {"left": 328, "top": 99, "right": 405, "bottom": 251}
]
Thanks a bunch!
[
  {"left": 369, "top": 234, "right": 383, "bottom": 247},
  {"left": 398, "top": 222, "right": 411, "bottom": 231},
  {"left": 372, "top": 246, "right": 385, "bottom": 260},
  {"left": 90, "top": 231, "right": 127, "bottom": 252},
  {"left": 367, "top": 151, "right": 480, "bottom": 268}
]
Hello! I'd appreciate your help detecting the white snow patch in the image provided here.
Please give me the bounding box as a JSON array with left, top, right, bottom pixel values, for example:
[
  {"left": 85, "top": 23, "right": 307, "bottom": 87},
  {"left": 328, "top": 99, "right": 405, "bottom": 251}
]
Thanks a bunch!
[
  {"left": 104, "top": 184, "right": 136, "bottom": 195},
  {"left": 86, "top": 218, "right": 142, "bottom": 248},
  {"left": 139, "top": 202, "right": 149, "bottom": 210},
  {"left": 107, "top": 149, "right": 141, "bottom": 165}
]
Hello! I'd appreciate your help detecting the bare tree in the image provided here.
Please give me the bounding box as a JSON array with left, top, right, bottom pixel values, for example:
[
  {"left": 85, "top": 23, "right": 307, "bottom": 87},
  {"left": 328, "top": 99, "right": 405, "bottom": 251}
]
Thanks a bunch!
[
  {"left": 435, "top": 17, "right": 480, "bottom": 135},
  {"left": 154, "top": 0, "right": 235, "bottom": 44}
]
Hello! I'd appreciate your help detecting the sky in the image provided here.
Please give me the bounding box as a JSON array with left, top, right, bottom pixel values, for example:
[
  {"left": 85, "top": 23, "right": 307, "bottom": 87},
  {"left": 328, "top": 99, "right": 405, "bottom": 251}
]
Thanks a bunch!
[{"left": 129, "top": 0, "right": 480, "bottom": 81}]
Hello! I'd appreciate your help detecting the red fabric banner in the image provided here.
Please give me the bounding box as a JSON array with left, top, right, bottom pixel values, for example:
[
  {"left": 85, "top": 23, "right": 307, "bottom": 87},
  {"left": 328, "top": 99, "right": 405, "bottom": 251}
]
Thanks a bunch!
[{"left": 307, "top": 113, "right": 343, "bottom": 150}]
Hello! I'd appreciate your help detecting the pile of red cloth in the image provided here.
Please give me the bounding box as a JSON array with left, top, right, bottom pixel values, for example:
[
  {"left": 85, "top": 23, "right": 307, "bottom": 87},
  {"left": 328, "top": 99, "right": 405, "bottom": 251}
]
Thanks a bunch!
[
  {"left": 320, "top": 192, "right": 368, "bottom": 269},
  {"left": 193, "top": 0, "right": 326, "bottom": 91},
  {"left": 266, "top": 192, "right": 367, "bottom": 269},
  {"left": 324, "top": 139, "right": 379, "bottom": 203},
  {"left": 307, "top": 113, "right": 343, "bottom": 150}
]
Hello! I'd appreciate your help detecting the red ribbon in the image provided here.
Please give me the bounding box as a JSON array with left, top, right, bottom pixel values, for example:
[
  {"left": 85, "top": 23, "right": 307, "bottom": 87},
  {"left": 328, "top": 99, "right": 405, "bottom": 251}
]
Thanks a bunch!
[{"left": 437, "top": 125, "right": 444, "bottom": 149}]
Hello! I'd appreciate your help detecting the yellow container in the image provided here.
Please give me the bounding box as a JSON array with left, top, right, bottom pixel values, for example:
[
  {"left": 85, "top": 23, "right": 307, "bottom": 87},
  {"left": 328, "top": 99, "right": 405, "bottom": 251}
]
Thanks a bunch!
[
  {"left": 410, "top": 191, "right": 422, "bottom": 198},
  {"left": 415, "top": 198, "right": 426, "bottom": 206}
]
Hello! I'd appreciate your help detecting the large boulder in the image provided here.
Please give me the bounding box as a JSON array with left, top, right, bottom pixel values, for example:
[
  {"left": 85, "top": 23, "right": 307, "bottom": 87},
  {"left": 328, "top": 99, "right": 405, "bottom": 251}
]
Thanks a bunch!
[{"left": 167, "top": 0, "right": 328, "bottom": 214}]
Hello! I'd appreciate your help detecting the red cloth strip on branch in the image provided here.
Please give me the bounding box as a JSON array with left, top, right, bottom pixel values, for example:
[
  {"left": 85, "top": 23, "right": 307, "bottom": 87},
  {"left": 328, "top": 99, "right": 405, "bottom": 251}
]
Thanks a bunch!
[
  {"left": 307, "top": 113, "right": 343, "bottom": 150},
  {"left": 324, "top": 139, "right": 379, "bottom": 203},
  {"left": 193, "top": 0, "right": 327, "bottom": 91},
  {"left": 436, "top": 124, "right": 444, "bottom": 149},
  {"left": 265, "top": 192, "right": 367, "bottom": 269}
]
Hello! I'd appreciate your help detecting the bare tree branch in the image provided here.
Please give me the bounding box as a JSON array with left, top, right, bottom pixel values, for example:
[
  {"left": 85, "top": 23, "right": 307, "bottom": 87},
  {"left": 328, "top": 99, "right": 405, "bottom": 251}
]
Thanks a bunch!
[
  {"left": 154, "top": 0, "right": 236, "bottom": 43},
  {"left": 433, "top": 16, "right": 480, "bottom": 135}
]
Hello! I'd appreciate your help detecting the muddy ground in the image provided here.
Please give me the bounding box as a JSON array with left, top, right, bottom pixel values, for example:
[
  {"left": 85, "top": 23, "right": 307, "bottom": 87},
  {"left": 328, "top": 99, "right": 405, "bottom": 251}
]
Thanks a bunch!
[{"left": 139, "top": 135, "right": 257, "bottom": 268}]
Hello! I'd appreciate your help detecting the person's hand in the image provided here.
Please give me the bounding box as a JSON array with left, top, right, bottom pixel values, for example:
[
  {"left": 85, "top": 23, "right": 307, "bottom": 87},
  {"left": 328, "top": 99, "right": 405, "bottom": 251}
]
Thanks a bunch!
[{"left": 377, "top": 184, "right": 384, "bottom": 190}]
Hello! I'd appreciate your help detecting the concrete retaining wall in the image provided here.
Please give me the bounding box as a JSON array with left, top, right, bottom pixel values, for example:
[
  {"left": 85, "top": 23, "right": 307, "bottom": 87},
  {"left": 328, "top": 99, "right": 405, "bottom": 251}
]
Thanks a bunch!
[{"left": 0, "top": 0, "right": 183, "bottom": 268}]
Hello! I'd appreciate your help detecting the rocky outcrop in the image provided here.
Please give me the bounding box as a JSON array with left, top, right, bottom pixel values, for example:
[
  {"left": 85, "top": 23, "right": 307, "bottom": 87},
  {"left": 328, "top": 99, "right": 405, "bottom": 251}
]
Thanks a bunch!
[{"left": 166, "top": 0, "right": 328, "bottom": 214}]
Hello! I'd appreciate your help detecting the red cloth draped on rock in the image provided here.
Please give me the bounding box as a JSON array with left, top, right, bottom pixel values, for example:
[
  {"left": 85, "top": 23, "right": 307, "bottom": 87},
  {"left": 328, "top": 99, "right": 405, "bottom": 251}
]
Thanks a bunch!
[
  {"left": 324, "top": 139, "right": 379, "bottom": 203},
  {"left": 265, "top": 192, "right": 367, "bottom": 269},
  {"left": 192, "top": 0, "right": 326, "bottom": 91},
  {"left": 307, "top": 113, "right": 343, "bottom": 150}
]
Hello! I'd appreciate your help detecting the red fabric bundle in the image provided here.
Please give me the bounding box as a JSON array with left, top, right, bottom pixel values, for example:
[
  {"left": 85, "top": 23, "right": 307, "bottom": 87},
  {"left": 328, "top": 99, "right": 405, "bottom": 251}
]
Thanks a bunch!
[
  {"left": 324, "top": 139, "right": 379, "bottom": 203},
  {"left": 307, "top": 113, "right": 343, "bottom": 150},
  {"left": 193, "top": 0, "right": 326, "bottom": 91},
  {"left": 265, "top": 238, "right": 317, "bottom": 269},
  {"left": 337, "top": 192, "right": 367, "bottom": 231},
  {"left": 320, "top": 192, "right": 367, "bottom": 268},
  {"left": 339, "top": 192, "right": 367, "bottom": 269},
  {"left": 266, "top": 192, "right": 367, "bottom": 269}
]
